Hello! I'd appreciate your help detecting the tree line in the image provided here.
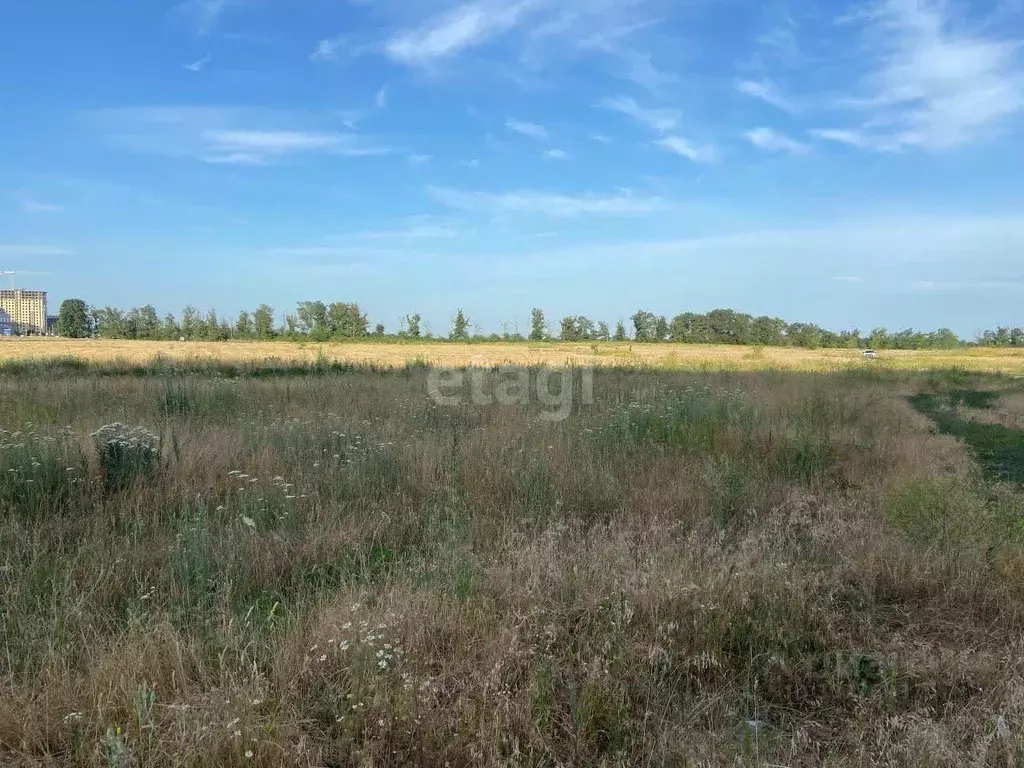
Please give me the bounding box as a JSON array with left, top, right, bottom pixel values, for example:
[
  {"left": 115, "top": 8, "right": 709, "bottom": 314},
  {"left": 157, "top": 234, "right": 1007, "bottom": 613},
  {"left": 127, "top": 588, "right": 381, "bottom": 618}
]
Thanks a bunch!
[{"left": 54, "top": 299, "right": 1023, "bottom": 349}]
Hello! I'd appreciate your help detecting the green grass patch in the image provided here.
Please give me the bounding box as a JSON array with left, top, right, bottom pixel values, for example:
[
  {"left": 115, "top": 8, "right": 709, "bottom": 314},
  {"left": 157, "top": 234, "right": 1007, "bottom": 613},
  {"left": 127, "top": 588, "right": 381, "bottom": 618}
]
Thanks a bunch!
[{"left": 909, "top": 389, "right": 1024, "bottom": 483}]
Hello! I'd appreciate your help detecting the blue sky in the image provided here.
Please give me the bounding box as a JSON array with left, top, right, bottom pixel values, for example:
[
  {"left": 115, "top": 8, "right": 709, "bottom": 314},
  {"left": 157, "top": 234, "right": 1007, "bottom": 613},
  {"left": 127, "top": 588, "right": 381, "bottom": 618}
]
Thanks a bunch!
[{"left": 2, "top": 0, "right": 1023, "bottom": 336}]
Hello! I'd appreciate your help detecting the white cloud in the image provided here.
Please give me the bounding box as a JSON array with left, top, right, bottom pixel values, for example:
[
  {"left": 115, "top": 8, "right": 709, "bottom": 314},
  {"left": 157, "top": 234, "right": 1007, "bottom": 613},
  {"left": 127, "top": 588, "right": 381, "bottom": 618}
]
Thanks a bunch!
[
  {"left": 506, "top": 119, "right": 549, "bottom": 140},
  {"left": 0, "top": 244, "right": 73, "bottom": 257},
  {"left": 591, "top": 134, "right": 613, "bottom": 143},
  {"left": 811, "top": 128, "right": 899, "bottom": 152},
  {"left": 375, "top": 86, "right": 388, "bottom": 109},
  {"left": 599, "top": 96, "right": 711, "bottom": 161},
  {"left": 352, "top": 224, "right": 464, "bottom": 239},
  {"left": 458, "top": 158, "right": 481, "bottom": 168},
  {"left": 582, "top": 36, "right": 678, "bottom": 93},
  {"left": 385, "top": 1, "right": 537, "bottom": 66},
  {"left": 825, "top": 0, "right": 1024, "bottom": 150},
  {"left": 834, "top": 275, "right": 863, "bottom": 283},
  {"left": 428, "top": 186, "right": 670, "bottom": 217},
  {"left": 735, "top": 79, "right": 796, "bottom": 113},
  {"left": 756, "top": 20, "right": 801, "bottom": 64},
  {"left": 263, "top": 246, "right": 371, "bottom": 258},
  {"left": 204, "top": 130, "right": 343, "bottom": 152},
  {"left": 544, "top": 148, "right": 569, "bottom": 160},
  {"left": 655, "top": 136, "right": 714, "bottom": 163},
  {"left": 311, "top": 37, "right": 345, "bottom": 62},
  {"left": 175, "top": 0, "right": 243, "bottom": 36},
  {"left": 202, "top": 152, "right": 267, "bottom": 165},
  {"left": 82, "top": 107, "right": 391, "bottom": 164},
  {"left": 20, "top": 200, "right": 65, "bottom": 213},
  {"left": 599, "top": 95, "right": 679, "bottom": 132},
  {"left": 745, "top": 127, "right": 809, "bottom": 154},
  {"left": 184, "top": 55, "right": 211, "bottom": 72},
  {"left": 339, "top": 110, "right": 363, "bottom": 130},
  {"left": 376, "top": 0, "right": 670, "bottom": 85},
  {"left": 408, "top": 154, "right": 433, "bottom": 166}
]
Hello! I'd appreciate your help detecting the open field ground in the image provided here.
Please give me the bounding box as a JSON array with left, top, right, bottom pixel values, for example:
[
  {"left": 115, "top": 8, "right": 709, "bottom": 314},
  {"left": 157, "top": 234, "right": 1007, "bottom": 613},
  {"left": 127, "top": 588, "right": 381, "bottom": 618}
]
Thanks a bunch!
[
  {"left": 3, "top": 338, "right": 1024, "bottom": 373},
  {"left": 1, "top": 363, "right": 1024, "bottom": 766}
]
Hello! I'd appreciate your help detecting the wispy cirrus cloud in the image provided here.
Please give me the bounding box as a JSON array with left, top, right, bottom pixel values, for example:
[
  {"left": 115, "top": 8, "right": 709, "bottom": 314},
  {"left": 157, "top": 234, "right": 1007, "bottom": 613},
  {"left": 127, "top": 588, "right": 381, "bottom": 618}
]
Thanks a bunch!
[
  {"left": 174, "top": 0, "right": 246, "bottom": 36},
  {"left": 20, "top": 200, "right": 65, "bottom": 214},
  {"left": 655, "top": 136, "right": 714, "bottom": 163},
  {"left": 600, "top": 96, "right": 712, "bottom": 163},
  {"left": 0, "top": 244, "right": 73, "bottom": 257},
  {"left": 373, "top": 0, "right": 668, "bottom": 82},
  {"left": 266, "top": 220, "right": 468, "bottom": 256},
  {"left": 184, "top": 55, "right": 211, "bottom": 72},
  {"left": 385, "top": 1, "right": 538, "bottom": 66},
  {"left": 81, "top": 107, "right": 390, "bottom": 165},
  {"left": 310, "top": 37, "right": 345, "bottom": 62},
  {"left": 428, "top": 186, "right": 670, "bottom": 217},
  {"left": 811, "top": 128, "right": 896, "bottom": 151},
  {"left": 745, "top": 127, "right": 809, "bottom": 154},
  {"left": 735, "top": 79, "right": 797, "bottom": 113},
  {"left": 571, "top": 17, "right": 676, "bottom": 92},
  {"left": 599, "top": 95, "right": 679, "bottom": 132},
  {"left": 506, "top": 119, "right": 548, "bottom": 140},
  {"left": 821, "top": 0, "right": 1024, "bottom": 151},
  {"left": 352, "top": 225, "right": 464, "bottom": 240}
]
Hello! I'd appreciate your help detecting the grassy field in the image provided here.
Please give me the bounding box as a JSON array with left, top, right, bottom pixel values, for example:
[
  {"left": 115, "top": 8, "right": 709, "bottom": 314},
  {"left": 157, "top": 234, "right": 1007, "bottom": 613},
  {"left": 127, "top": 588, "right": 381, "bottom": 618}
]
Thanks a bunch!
[
  {"left": 1, "top": 362, "right": 1024, "bottom": 766},
  {"left": 3, "top": 337, "right": 1024, "bottom": 373}
]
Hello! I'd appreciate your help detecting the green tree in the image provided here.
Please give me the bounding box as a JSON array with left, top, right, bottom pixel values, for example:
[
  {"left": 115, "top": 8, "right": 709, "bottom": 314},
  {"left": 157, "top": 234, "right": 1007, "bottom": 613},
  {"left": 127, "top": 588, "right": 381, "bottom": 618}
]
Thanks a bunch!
[
  {"left": 654, "top": 316, "right": 669, "bottom": 342},
  {"left": 181, "top": 305, "right": 201, "bottom": 340},
  {"left": 560, "top": 315, "right": 596, "bottom": 341},
  {"left": 405, "top": 313, "right": 422, "bottom": 338},
  {"left": 374, "top": 322, "right": 386, "bottom": 336},
  {"left": 296, "top": 301, "right": 329, "bottom": 339},
  {"left": 631, "top": 310, "right": 658, "bottom": 342},
  {"left": 283, "top": 313, "right": 298, "bottom": 337},
  {"left": 614, "top": 321, "right": 627, "bottom": 341},
  {"left": 253, "top": 305, "right": 275, "bottom": 338},
  {"left": 596, "top": 321, "right": 610, "bottom": 341},
  {"left": 867, "top": 327, "right": 890, "bottom": 350},
  {"left": 235, "top": 311, "right": 253, "bottom": 339},
  {"left": 162, "top": 313, "right": 180, "bottom": 340},
  {"left": 559, "top": 316, "right": 577, "bottom": 341},
  {"left": 450, "top": 309, "right": 470, "bottom": 341},
  {"left": 529, "top": 308, "right": 546, "bottom": 341},
  {"left": 203, "top": 309, "right": 225, "bottom": 340},
  {"left": 137, "top": 305, "right": 161, "bottom": 339},
  {"left": 788, "top": 323, "right": 825, "bottom": 349},
  {"left": 56, "top": 299, "right": 90, "bottom": 338},
  {"left": 96, "top": 307, "right": 131, "bottom": 339},
  {"left": 751, "top": 315, "right": 787, "bottom": 346},
  {"left": 328, "top": 302, "right": 368, "bottom": 338}
]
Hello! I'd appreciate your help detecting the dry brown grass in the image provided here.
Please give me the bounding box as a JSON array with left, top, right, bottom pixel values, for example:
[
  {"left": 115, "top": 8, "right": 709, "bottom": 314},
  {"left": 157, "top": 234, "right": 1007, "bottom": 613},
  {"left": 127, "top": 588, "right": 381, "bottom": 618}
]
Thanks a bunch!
[
  {"left": 1, "top": 365, "right": 1023, "bottom": 766},
  {"left": 3, "top": 337, "right": 1024, "bottom": 372},
  {"left": 958, "top": 391, "right": 1024, "bottom": 429}
]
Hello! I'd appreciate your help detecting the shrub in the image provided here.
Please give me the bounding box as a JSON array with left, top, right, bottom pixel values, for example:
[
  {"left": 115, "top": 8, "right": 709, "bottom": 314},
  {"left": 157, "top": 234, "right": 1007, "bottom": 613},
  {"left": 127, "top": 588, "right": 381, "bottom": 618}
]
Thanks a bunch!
[{"left": 91, "top": 423, "right": 161, "bottom": 490}]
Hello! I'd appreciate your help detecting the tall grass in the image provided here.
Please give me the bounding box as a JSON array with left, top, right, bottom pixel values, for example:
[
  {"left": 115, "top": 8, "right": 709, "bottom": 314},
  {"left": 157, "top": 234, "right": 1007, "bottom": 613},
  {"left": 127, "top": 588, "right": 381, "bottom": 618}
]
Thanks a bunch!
[{"left": 0, "top": 365, "right": 1023, "bottom": 766}]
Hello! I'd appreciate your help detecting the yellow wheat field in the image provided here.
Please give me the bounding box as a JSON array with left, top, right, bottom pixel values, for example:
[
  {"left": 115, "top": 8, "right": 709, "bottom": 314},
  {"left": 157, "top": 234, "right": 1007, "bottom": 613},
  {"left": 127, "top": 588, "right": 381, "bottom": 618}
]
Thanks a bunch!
[{"left": 2, "top": 337, "right": 1024, "bottom": 372}]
